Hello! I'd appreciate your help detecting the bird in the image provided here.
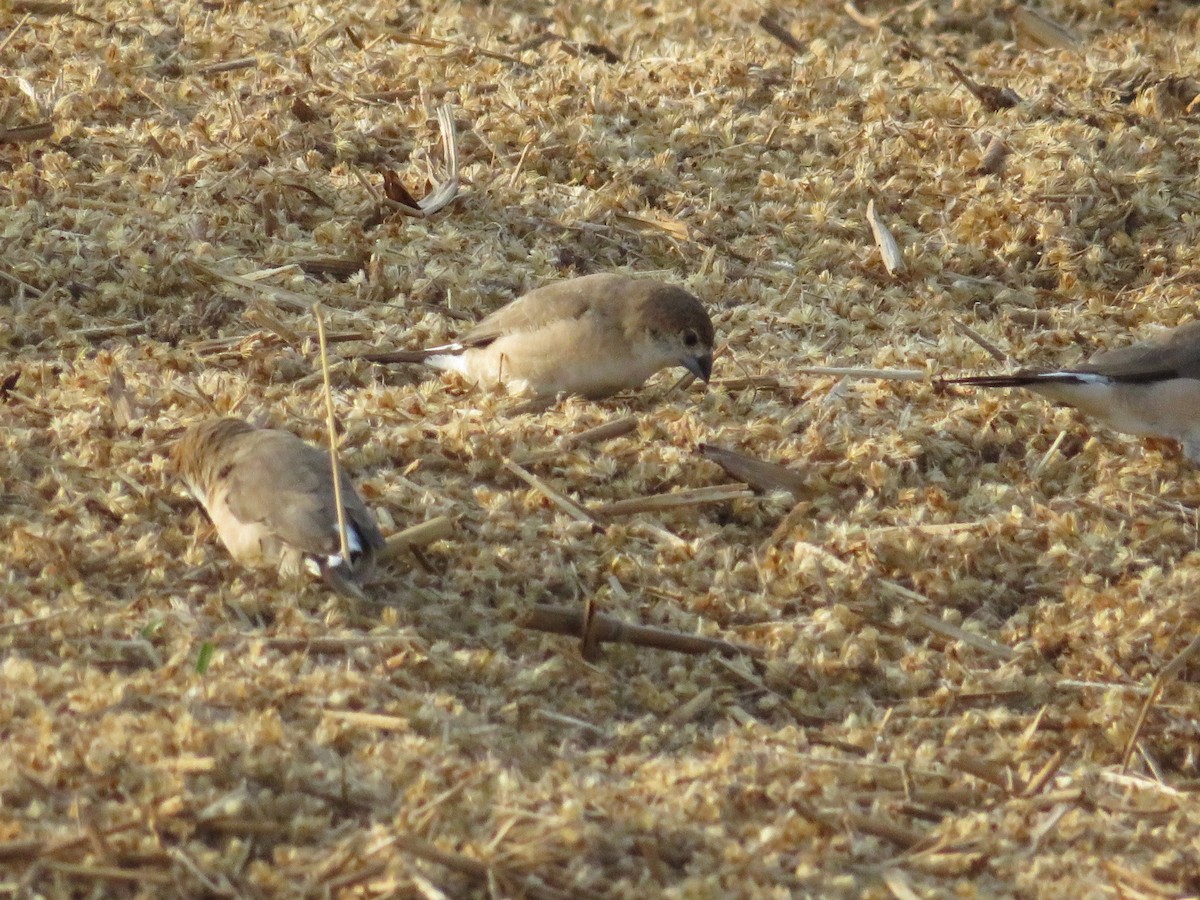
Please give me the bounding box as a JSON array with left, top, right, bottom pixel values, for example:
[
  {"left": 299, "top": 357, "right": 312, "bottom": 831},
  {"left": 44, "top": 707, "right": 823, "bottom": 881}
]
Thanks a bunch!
[
  {"left": 363, "top": 273, "right": 716, "bottom": 399},
  {"left": 942, "top": 320, "right": 1200, "bottom": 462},
  {"left": 172, "top": 418, "right": 386, "bottom": 598}
]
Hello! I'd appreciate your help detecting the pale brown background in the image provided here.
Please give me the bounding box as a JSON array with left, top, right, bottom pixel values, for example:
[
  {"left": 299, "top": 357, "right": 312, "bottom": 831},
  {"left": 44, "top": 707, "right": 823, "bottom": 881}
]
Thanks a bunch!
[{"left": 2, "top": 0, "right": 1198, "bottom": 896}]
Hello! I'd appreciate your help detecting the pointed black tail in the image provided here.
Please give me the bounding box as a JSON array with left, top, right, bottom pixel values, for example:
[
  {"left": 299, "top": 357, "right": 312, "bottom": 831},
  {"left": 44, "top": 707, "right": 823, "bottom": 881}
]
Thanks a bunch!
[
  {"left": 940, "top": 373, "right": 1052, "bottom": 389},
  {"left": 318, "top": 557, "right": 368, "bottom": 600}
]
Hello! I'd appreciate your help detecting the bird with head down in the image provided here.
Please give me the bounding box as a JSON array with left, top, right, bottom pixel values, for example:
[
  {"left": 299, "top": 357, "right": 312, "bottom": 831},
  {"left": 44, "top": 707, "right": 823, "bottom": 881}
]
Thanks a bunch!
[{"left": 172, "top": 418, "right": 386, "bottom": 599}]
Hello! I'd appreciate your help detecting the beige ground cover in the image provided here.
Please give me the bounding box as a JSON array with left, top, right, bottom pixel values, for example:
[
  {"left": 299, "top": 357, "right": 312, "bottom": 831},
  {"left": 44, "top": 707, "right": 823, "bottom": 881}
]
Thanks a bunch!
[{"left": 3, "top": 0, "right": 1200, "bottom": 895}]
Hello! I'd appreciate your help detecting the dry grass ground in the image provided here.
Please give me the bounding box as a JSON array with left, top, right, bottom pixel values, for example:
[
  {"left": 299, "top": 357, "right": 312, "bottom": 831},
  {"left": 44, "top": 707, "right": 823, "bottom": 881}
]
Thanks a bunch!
[{"left": 3, "top": 0, "right": 1200, "bottom": 896}]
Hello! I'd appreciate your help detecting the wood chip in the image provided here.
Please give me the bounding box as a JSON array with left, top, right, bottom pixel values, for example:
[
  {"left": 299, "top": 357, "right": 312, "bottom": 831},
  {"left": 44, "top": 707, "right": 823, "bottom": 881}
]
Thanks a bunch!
[
  {"left": 698, "top": 443, "right": 806, "bottom": 498},
  {"left": 866, "top": 200, "right": 905, "bottom": 276},
  {"left": 882, "top": 868, "right": 923, "bottom": 900},
  {"left": 381, "top": 515, "right": 455, "bottom": 560},
  {"left": 1009, "top": 5, "right": 1081, "bottom": 51},
  {"left": 613, "top": 212, "right": 691, "bottom": 242},
  {"left": 973, "top": 133, "right": 1011, "bottom": 176},
  {"left": 323, "top": 709, "right": 409, "bottom": 732},
  {"left": 105, "top": 367, "right": 138, "bottom": 429}
]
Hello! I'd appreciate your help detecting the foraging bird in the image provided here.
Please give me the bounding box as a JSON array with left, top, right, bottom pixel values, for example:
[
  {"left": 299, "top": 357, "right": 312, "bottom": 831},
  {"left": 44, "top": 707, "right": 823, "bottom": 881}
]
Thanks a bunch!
[
  {"left": 364, "top": 273, "right": 715, "bottom": 399},
  {"left": 944, "top": 320, "right": 1200, "bottom": 462},
  {"left": 172, "top": 418, "right": 386, "bottom": 597}
]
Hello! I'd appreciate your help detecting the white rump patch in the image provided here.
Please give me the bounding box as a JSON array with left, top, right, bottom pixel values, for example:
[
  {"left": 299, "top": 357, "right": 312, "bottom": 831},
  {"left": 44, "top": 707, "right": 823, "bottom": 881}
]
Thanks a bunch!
[
  {"left": 304, "top": 523, "right": 365, "bottom": 577},
  {"left": 425, "top": 352, "right": 472, "bottom": 376},
  {"left": 329, "top": 523, "right": 364, "bottom": 565},
  {"left": 1053, "top": 372, "right": 1110, "bottom": 386}
]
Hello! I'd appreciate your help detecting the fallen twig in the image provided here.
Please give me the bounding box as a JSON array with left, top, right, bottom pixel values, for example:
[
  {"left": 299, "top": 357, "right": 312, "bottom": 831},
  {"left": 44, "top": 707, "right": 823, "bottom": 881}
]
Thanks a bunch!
[
  {"left": 10, "top": 1, "right": 100, "bottom": 23},
  {"left": 0, "top": 122, "right": 53, "bottom": 143},
  {"left": 590, "top": 483, "right": 753, "bottom": 519},
  {"left": 257, "top": 635, "right": 421, "bottom": 654},
  {"left": 952, "top": 319, "right": 1008, "bottom": 363},
  {"left": 843, "top": 2, "right": 883, "bottom": 31},
  {"left": 503, "top": 460, "right": 602, "bottom": 530},
  {"left": 512, "top": 416, "right": 639, "bottom": 464},
  {"left": 188, "top": 261, "right": 325, "bottom": 314},
  {"left": 944, "top": 61, "right": 1021, "bottom": 111},
  {"left": 322, "top": 709, "right": 408, "bottom": 732},
  {"left": 1020, "top": 748, "right": 1066, "bottom": 797},
  {"left": 866, "top": 580, "right": 1017, "bottom": 661},
  {"left": 45, "top": 862, "right": 172, "bottom": 884},
  {"left": 790, "top": 366, "right": 926, "bottom": 381},
  {"left": 313, "top": 304, "right": 353, "bottom": 582},
  {"left": 522, "top": 603, "right": 763, "bottom": 660},
  {"left": 383, "top": 31, "right": 528, "bottom": 66},
  {"left": 843, "top": 811, "right": 929, "bottom": 850},
  {"left": 1121, "top": 633, "right": 1200, "bottom": 771},
  {"left": 758, "top": 13, "right": 805, "bottom": 54},
  {"left": 200, "top": 57, "right": 257, "bottom": 76}
]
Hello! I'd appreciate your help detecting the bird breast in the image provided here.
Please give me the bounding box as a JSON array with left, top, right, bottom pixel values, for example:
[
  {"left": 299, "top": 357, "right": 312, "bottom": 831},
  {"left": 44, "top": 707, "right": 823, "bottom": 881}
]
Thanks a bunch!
[
  {"left": 434, "top": 319, "right": 668, "bottom": 397},
  {"left": 203, "top": 485, "right": 286, "bottom": 567}
]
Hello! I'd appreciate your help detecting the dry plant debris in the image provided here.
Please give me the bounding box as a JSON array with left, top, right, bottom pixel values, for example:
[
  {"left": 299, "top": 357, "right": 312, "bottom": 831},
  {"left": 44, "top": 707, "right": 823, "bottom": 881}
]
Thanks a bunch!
[
  {"left": 866, "top": 199, "right": 906, "bottom": 277},
  {"left": 698, "top": 443, "right": 808, "bottom": 499},
  {"left": 1007, "top": 4, "right": 1081, "bottom": 52},
  {"left": 4, "top": 0, "right": 1200, "bottom": 896}
]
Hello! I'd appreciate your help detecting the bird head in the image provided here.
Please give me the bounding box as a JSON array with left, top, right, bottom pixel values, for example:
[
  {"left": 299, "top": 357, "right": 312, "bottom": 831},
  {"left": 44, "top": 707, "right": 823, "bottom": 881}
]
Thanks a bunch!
[
  {"left": 171, "top": 418, "right": 255, "bottom": 500},
  {"left": 638, "top": 285, "right": 716, "bottom": 383}
]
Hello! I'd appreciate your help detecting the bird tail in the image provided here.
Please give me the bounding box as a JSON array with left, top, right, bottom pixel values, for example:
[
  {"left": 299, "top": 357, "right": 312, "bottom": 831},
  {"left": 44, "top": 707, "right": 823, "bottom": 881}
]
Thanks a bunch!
[
  {"left": 308, "top": 520, "right": 380, "bottom": 601},
  {"left": 940, "top": 371, "right": 1080, "bottom": 389},
  {"left": 360, "top": 342, "right": 464, "bottom": 365},
  {"left": 318, "top": 558, "right": 369, "bottom": 601}
]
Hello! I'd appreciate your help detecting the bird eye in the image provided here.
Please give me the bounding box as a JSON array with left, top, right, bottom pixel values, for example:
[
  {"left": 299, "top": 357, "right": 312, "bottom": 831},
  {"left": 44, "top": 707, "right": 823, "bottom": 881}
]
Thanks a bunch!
[{"left": 683, "top": 330, "right": 699, "bottom": 347}]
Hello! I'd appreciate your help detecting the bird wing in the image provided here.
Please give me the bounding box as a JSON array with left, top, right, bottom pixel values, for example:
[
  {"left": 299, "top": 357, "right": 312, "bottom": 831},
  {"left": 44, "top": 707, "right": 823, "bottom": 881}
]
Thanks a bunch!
[
  {"left": 456, "top": 274, "right": 631, "bottom": 348},
  {"left": 1079, "top": 321, "right": 1200, "bottom": 382},
  {"left": 221, "top": 432, "right": 381, "bottom": 558}
]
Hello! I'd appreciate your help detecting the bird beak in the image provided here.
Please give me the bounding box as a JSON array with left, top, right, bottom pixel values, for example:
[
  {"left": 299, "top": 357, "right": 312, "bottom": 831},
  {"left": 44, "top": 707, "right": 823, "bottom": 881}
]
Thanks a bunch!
[{"left": 683, "top": 352, "right": 713, "bottom": 383}]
